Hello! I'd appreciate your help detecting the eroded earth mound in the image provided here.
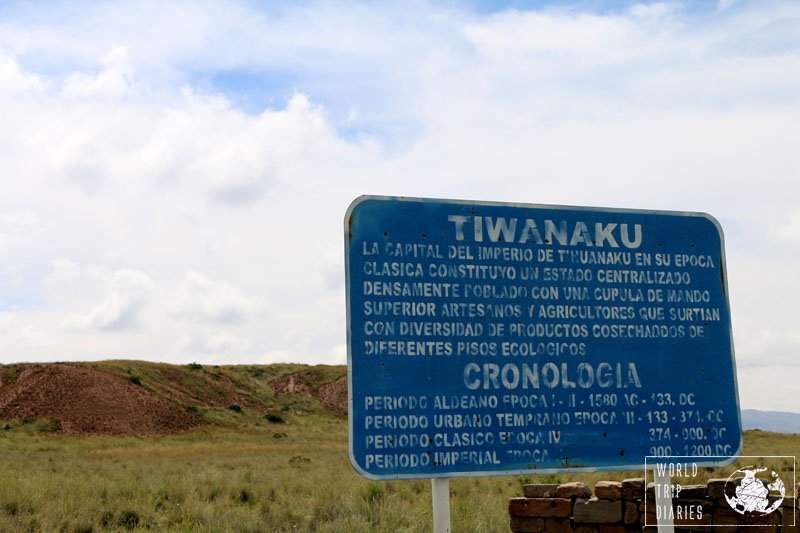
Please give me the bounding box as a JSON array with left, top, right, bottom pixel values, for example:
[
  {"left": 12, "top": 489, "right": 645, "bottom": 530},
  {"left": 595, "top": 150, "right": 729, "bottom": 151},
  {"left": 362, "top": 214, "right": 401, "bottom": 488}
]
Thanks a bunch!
[
  {"left": 0, "top": 364, "right": 201, "bottom": 435},
  {"left": 270, "top": 370, "right": 348, "bottom": 414},
  {"left": 318, "top": 376, "right": 347, "bottom": 414}
]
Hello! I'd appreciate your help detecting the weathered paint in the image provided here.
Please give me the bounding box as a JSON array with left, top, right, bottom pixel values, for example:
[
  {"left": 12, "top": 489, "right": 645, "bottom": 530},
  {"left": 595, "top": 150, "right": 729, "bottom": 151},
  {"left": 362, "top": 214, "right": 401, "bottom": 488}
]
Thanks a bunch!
[{"left": 345, "top": 196, "right": 741, "bottom": 480}]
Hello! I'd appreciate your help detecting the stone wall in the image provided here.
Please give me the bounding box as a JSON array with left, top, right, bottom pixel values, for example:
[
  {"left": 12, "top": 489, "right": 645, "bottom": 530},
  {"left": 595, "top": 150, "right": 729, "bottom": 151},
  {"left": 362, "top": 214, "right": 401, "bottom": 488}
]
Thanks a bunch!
[{"left": 508, "top": 479, "right": 798, "bottom": 532}]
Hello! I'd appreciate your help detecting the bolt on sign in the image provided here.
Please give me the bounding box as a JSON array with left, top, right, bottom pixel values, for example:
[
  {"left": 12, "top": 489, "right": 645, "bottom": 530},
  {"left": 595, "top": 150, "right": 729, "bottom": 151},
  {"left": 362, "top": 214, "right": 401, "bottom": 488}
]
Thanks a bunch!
[{"left": 344, "top": 196, "right": 741, "bottom": 480}]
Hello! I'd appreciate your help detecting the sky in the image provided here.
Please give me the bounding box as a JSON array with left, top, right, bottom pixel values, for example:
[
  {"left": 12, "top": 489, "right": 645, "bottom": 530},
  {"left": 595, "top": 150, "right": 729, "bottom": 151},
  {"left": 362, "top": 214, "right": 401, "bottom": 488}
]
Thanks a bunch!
[{"left": 0, "top": 0, "right": 797, "bottom": 411}]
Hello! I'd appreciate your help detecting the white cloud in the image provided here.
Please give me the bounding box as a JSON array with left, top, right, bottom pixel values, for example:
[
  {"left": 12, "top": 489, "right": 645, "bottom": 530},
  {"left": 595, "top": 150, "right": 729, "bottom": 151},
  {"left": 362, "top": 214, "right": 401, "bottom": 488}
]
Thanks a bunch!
[
  {"left": 0, "top": 1, "right": 797, "bottom": 408},
  {"left": 464, "top": 9, "right": 662, "bottom": 65},
  {"left": 717, "top": 0, "right": 740, "bottom": 13},
  {"left": 44, "top": 259, "right": 82, "bottom": 286},
  {"left": 172, "top": 271, "right": 261, "bottom": 324},
  {"left": 774, "top": 211, "right": 800, "bottom": 243},
  {"left": 147, "top": 91, "right": 328, "bottom": 205},
  {"left": 735, "top": 328, "right": 800, "bottom": 368},
  {"left": 0, "top": 211, "right": 39, "bottom": 254},
  {"left": 0, "top": 312, "right": 14, "bottom": 330},
  {"left": 331, "top": 343, "right": 347, "bottom": 361},
  {"left": 176, "top": 330, "right": 252, "bottom": 355},
  {"left": 629, "top": 3, "right": 681, "bottom": 20},
  {"left": 0, "top": 212, "right": 38, "bottom": 226},
  {"left": 63, "top": 45, "right": 133, "bottom": 97},
  {"left": 64, "top": 269, "right": 155, "bottom": 331},
  {"left": 0, "top": 51, "right": 46, "bottom": 94},
  {"left": 737, "top": 366, "right": 798, "bottom": 412}
]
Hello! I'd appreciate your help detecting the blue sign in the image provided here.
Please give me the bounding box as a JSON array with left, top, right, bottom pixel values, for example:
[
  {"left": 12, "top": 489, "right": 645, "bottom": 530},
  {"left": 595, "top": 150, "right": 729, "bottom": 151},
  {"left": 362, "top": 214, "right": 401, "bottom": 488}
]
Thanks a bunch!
[{"left": 345, "top": 196, "right": 741, "bottom": 480}]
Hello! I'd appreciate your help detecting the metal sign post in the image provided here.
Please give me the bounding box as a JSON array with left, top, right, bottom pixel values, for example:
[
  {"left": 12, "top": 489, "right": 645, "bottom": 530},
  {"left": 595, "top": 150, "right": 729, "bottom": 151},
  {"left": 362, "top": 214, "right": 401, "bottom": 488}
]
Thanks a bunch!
[
  {"left": 431, "top": 479, "right": 451, "bottom": 533},
  {"left": 653, "top": 470, "right": 675, "bottom": 532}
]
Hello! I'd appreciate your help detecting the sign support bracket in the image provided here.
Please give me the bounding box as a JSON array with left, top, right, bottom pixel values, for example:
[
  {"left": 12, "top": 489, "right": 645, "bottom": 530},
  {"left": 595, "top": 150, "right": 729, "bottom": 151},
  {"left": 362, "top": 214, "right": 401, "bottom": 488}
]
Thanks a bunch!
[
  {"left": 431, "top": 478, "right": 451, "bottom": 533},
  {"left": 654, "top": 470, "right": 675, "bottom": 532}
]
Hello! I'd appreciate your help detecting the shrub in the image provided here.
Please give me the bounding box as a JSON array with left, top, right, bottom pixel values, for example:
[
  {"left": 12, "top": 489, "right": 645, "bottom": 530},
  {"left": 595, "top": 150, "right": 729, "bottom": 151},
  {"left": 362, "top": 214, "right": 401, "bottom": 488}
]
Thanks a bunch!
[
  {"left": 227, "top": 404, "right": 242, "bottom": 413},
  {"left": 37, "top": 418, "right": 61, "bottom": 433},
  {"left": 3, "top": 364, "right": 24, "bottom": 383},
  {"left": 263, "top": 413, "right": 285, "bottom": 424},
  {"left": 361, "top": 484, "right": 385, "bottom": 505},
  {"left": 236, "top": 489, "right": 252, "bottom": 504},
  {"left": 127, "top": 375, "right": 142, "bottom": 386},
  {"left": 117, "top": 510, "right": 139, "bottom": 529},
  {"left": 205, "top": 487, "right": 223, "bottom": 502},
  {"left": 187, "top": 362, "right": 203, "bottom": 370}
]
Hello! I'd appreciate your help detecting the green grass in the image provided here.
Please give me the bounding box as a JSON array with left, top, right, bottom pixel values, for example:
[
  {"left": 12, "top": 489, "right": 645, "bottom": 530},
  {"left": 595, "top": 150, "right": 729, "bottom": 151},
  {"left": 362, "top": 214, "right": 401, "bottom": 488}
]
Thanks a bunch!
[
  {"left": 0, "top": 414, "right": 796, "bottom": 532},
  {"left": 0, "top": 412, "right": 478, "bottom": 532},
  {"left": 1, "top": 362, "right": 796, "bottom": 531}
]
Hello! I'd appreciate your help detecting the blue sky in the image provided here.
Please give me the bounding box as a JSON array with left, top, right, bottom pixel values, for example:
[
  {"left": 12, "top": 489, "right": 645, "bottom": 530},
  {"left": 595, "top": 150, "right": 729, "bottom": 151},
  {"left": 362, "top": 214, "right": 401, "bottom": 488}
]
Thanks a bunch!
[{"left": 0, "top": 0, "right": 798, "bottom": 411}]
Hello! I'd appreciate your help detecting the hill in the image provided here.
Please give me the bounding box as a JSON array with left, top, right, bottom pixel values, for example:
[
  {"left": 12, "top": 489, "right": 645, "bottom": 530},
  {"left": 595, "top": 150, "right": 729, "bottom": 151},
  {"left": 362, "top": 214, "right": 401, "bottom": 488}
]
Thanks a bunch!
[
  {"left": 0, "top": 360, "right": 347, "bottom": 435},
  {"left": 741, "top": 408, "right": 800, "bottom": 434},
  {"left": 4, "top": 361, "right": 798, "bottom": 438}
]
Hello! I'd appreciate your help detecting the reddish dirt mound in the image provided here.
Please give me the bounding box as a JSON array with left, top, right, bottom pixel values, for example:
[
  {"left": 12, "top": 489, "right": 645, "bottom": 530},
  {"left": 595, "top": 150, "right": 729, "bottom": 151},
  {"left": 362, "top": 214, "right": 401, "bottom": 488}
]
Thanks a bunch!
[
  {"left": 0, "top": 364, "right": 201, "bottom": 435},
  {"left": 270, "top": 370, "right": 315, "bottom": 395},
  {"left": 318, "top": 376, "right": 347, "bottom": 414},
  {"left": 270, "top": 371, "right": 348, "bottom": 414},
  {"left": 146, "top": 366, "right": 260, "bottom": 409}
]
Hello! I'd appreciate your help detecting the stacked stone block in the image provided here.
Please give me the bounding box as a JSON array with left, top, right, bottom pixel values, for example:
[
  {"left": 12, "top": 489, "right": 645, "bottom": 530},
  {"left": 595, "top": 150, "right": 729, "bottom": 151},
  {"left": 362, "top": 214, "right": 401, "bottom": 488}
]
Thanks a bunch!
[{"left": 508, "top": 480, "right": 799, "bottom": 532}]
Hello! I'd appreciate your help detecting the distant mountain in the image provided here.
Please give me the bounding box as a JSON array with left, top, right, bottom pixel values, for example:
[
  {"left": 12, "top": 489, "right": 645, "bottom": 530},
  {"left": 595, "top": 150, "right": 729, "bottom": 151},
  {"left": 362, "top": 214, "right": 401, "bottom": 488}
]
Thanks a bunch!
[{"left": 741, "top": 409, "right": 800, "bottom": 434}]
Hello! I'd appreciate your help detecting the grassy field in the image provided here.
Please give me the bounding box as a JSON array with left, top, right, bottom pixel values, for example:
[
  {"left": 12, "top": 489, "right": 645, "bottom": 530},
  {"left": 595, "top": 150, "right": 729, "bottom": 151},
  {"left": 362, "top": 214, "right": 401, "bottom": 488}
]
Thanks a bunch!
[
  {"left": 0, "top": 362, "right": 797, "bottom": 532},
  {"left": 0, "top": 421, "right": 797, "bottom": 532}
]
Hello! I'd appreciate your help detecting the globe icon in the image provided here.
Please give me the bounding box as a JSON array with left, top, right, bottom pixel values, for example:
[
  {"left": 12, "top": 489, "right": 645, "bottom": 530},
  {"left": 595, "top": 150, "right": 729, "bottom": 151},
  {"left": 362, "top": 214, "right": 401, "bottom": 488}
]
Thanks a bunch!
[{"left": 724, "top": 466, "right": 785, "bottom": 515}]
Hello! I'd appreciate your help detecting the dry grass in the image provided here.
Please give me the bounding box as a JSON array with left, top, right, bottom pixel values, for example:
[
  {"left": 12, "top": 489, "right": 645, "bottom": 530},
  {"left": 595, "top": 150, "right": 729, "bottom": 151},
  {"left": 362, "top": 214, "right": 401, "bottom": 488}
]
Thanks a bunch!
[
  {"left": 0, "top": 362, "right": 795, "bottom": 531},
  {"left": 0, "top": 408, "right": 796, "bottom": 533}
]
